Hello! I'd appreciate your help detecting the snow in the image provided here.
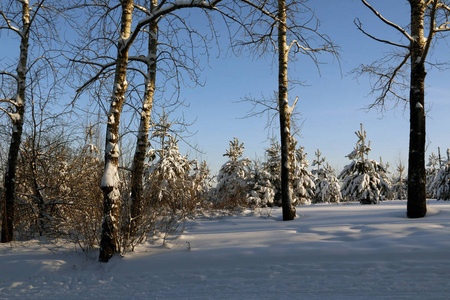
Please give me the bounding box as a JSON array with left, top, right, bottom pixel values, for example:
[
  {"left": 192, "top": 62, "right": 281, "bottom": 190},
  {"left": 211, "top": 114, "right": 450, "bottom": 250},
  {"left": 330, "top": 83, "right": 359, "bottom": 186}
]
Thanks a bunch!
[
  {"left": 108, "top": 113, "right": 115, "bottom": 124},
  {"left": 2, "top": 200, "right": 450, "bottom": 299},
  {"left": 105, "top": 139, "right": 119, "bottom": 159},
  {"left": 101, "top": 161, "right": 118, "bottom": 188},
  {"left": 140, "top": 110, "right": 149, "bottom": 118},
  {"left": 9, "top": 112, "right": 21, "bottom": 123}
]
